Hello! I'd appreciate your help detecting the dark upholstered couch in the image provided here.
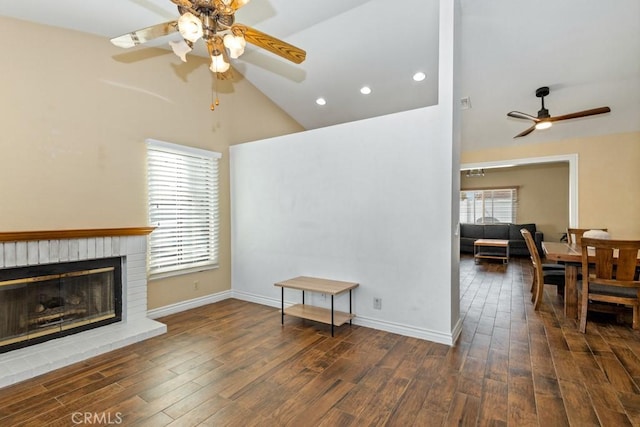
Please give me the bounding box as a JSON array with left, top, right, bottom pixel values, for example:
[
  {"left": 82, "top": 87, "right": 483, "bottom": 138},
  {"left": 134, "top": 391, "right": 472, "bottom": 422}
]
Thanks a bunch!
[{"left": 460, "top": 223, "right": 544, "bottom": 257}]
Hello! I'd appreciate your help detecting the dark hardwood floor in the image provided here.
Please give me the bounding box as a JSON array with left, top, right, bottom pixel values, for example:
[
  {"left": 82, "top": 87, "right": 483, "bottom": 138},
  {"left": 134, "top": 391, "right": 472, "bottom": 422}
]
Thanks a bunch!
[{"left": 2, "top": 255, "right": 640, "bottom": 426}]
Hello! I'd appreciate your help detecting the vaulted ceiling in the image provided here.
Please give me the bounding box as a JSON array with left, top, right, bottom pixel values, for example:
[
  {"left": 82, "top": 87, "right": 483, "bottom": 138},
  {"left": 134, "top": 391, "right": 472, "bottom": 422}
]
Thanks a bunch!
[{"left": 1, "top": 0, "right": 638, "bottom": 151}]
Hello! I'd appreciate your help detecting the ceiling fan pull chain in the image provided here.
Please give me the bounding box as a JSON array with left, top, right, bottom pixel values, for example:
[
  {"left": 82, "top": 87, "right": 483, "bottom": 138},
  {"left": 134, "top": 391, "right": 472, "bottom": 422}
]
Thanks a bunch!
[{"left": 211, "top": 76, "right": 220, "bottom": 111}]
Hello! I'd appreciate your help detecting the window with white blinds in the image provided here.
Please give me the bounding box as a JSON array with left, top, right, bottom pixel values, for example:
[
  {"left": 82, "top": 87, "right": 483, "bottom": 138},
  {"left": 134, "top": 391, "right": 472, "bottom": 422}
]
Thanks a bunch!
[
  {"left": 460, "top": 188, "right": 517, "bottom": 224},
  {"left": 146, "top": 139, "right": 221, "bottom": 278}
]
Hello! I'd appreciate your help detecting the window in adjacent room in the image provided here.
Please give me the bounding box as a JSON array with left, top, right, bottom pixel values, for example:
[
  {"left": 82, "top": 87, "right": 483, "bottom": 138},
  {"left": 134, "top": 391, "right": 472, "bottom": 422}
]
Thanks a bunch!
[
  {"left": 146, "top": 139, "right": 221, "bottom": 278},
  {"left": 460, "top": 188, "right": 517, "bottom": 224}
]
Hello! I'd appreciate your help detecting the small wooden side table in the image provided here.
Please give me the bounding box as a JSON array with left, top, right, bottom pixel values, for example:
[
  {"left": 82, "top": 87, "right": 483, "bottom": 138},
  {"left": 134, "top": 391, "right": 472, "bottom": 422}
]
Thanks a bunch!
[
  {"left": 474, "top": 239, "right": 510, "bottom": 264},
  {"left": 274, "top": 276, "right": 358, "bottom": 336}
]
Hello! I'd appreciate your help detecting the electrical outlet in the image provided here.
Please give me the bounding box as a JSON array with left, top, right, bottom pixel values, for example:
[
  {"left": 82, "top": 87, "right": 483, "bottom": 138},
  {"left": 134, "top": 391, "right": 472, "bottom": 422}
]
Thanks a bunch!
[
  {"left": 193, "top": 280, "right": 199, "bottom": 290},
  {"left": 373, "top": 297, "right": 382, "bottom": 310}
]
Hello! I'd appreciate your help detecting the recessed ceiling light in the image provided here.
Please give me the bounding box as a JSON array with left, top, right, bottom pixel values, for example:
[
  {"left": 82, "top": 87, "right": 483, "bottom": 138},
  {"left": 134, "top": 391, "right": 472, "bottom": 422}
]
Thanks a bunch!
[
  {"left": 413, "top": 72, "right": 426, "bottom": 82},
  {"left": 360, "top": 86, "right": 372, "bottom": 95},
  {"left": 316, "top": 97, "right": 326, "bottom": 106}
]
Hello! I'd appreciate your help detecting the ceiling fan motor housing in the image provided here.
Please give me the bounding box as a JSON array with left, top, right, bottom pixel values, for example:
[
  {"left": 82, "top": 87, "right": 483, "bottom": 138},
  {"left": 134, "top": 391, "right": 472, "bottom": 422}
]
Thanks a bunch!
[
  {"left": 535, "top": 86, "right": 550, "bottom": 118},
  {"left": 535, "top": 86, "right": 550, "bottom": 98}
]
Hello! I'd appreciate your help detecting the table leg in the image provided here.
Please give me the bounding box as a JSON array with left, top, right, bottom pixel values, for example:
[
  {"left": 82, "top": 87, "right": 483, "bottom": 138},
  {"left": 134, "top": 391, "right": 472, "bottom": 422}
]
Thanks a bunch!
[
  {"left": 565, "top": 265, "right": 578, "bottom": 319},
  {"left": 349, "top": 289, "right": 353, "bottom": 325},
  {"left": 331, "top": 295, "right": 335, "bottom": 337},
  {"left": 281, "top": 287, "right": 284, "bottom": 325}
]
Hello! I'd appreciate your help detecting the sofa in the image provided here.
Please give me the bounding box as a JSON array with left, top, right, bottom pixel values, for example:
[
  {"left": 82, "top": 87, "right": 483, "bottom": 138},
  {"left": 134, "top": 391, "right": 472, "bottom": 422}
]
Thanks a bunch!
[{"left": 459, "top": 223, "right": 544, "bottom": 257}]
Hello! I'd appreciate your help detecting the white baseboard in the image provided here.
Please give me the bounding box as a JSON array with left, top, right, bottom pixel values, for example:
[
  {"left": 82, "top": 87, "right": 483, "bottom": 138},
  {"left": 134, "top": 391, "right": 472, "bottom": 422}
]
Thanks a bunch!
[
  {"left": 231, "top": 290, "right": 283, "bottom": 308},
  {"left": 450, "top": 317, "right": 463, "bottom": 344},
  {"left": 147, "top": 290, "right": 233, "bottom": 319},
  {"left": 232, "top": 290, "right": 458, "bottom": 346},
  {"left": 352, "top": 316, "right": 457, "bottom": 346},
  {"left": 147, "top": 290, "right": 459, "bottom": 346}
]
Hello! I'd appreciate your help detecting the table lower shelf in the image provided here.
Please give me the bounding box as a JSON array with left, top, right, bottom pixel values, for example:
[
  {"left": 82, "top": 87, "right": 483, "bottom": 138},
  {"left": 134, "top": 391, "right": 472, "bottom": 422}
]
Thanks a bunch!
[
  {"left": 284, "top": 304, "right": 355, "bottom": 326},
  {"left": 475, "top": 252, "right": 509, "bottom": 259}
]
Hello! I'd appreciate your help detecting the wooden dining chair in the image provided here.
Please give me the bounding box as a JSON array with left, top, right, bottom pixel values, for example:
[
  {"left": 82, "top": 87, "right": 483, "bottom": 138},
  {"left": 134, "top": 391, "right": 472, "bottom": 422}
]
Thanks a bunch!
[
  {"left": 579, "top": 237, "right": 640, "bottom": 333},
  {"left": 521, "top": 229, "right": 566, "bottom": 310},
  {"left": 567, "top": 228, "right": 608, "bottom": 245}
]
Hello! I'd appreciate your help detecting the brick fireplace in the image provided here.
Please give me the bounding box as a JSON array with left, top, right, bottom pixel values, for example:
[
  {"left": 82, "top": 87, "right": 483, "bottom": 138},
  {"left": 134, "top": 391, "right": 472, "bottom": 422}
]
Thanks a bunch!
[{"left": 0, "top": 228, "right": 166, "bottom": 388}]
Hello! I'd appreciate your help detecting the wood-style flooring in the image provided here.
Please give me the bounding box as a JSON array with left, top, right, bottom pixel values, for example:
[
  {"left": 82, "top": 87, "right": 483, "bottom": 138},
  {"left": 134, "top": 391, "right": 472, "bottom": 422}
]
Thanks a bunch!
[{"left": 2, "top": 254, "right": 640, "bottom": 426}]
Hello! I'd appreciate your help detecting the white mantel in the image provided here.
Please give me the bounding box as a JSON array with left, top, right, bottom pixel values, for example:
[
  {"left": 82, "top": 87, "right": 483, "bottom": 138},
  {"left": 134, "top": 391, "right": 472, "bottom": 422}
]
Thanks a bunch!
[{"left": 0, "top": 228, "right": 166, "bottom": 388}]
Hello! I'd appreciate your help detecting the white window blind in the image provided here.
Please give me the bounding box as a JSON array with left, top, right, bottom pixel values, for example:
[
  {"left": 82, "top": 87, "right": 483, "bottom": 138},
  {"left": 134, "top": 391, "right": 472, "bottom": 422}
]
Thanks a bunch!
[
  {"left": 460, "top": 188, "right": 517, "bottom": 224},
  {"left": 146, "top": 139, "right": 221, "bottom": 277}
]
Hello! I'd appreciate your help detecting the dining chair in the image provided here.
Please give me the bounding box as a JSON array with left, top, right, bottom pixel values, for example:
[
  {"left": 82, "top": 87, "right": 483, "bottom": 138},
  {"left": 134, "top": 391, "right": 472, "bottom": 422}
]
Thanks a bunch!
[
  {"left": 578, "top": 237, "right": 640, "bottom": 333},
  {"left": 521, "top": 229, "right": 566, "bottom": 310},
  {"left": 567, "top": 228, "right": 608, "bottom": 245}
]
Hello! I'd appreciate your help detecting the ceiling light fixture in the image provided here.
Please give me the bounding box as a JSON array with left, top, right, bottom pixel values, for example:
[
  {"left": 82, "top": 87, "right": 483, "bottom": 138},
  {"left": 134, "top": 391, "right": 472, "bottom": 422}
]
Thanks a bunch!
[
  {"left": 111, "top": 0, "right": 306, "bottom": 111},
  {"left": 316, "top": 98, "right": 327, "bottom": 106},
  {"left": 223, "top": 27, "right": 247, "bottom": 58},
  {"left": 465, "top": 169, "right": 485, "bottom": 177},
  {"left": 360, "top": 86, "right": 372, "bottom": 95},
  {"left": 534, "top": 121, "right": 552, "bottom": 130},
  {"left": 413, "top": 72, "right": 426, "bottom": 82},
  {"left": 177, "top": 12, "right": 204, "bottom": 43},
  {"left": 173, "top": 4, "right": 247, "bottom": 110}
]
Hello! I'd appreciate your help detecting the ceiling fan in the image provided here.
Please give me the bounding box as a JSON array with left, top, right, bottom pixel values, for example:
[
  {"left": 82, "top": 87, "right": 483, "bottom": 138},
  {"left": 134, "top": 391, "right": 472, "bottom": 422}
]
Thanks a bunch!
[
  {"left": 507, "top": 86, "right": 611, "bottom": 138},
  {"left": 110, "top": 0, "right": 306, "bottom": 109}
]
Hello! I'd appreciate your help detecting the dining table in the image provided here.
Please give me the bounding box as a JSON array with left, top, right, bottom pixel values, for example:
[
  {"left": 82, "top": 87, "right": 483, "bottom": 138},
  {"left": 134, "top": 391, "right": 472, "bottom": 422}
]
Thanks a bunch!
[{"left": 542, "top": 241, "right": 640, "bottom": 319}]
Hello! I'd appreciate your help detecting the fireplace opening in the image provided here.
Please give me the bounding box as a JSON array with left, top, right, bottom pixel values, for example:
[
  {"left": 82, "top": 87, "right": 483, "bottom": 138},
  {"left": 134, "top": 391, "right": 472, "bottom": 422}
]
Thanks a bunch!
[{"left": 0, "top": 257, "right": 123, "bottom": 354}]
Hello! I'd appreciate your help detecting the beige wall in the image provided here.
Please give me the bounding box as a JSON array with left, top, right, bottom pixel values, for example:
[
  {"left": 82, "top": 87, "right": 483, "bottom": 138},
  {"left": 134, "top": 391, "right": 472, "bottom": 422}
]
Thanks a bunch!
[
  {"left": 462, "top": 132, "right": 640, "bottom": 239},
  {"left": 461, "top": 162, "right": 570, "bottom": 241},
  {"left": 0, "top": 17, "right": 303, "bottom": 309}
]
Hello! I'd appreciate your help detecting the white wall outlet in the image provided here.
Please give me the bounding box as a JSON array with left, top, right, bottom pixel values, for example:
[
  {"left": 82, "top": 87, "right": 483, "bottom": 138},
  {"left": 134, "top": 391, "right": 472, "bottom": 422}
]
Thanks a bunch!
[
  {"left": 373, "top": 297, "right": 382, "bottom": 310},
  {"left": 193, "top": 280, "right": 199, "bottom": 290}
]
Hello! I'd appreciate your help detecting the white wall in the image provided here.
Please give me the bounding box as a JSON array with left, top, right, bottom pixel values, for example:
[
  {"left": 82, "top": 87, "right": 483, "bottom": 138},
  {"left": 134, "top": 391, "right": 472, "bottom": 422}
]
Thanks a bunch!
[
  {"left": 230, "top": 107, "right": 459, "bottom": 343},
  {"left": 229, "top": 0, "right": 461, "bottom": 344}
]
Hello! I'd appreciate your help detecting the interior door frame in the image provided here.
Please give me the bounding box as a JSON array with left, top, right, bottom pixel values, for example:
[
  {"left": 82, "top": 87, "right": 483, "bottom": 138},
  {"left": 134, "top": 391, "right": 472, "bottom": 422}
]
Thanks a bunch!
[{"left": 460, "top": 153, "right": 578, "bottom": 227}]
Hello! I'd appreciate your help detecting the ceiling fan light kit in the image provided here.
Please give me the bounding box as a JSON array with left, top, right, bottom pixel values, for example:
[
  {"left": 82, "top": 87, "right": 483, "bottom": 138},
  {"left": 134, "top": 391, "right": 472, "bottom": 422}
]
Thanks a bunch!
[
  {"left": 110, "top": 0, "right": 306, "bottom": 110},
  {"left": 507, "top": 86, "right": 611, "bottom": 138},
  {"left": 177, "top": 12, "right": 204, "bottom": 42},
  {"left": 535, "top": 121, "right": 552, "bottom": 130}
]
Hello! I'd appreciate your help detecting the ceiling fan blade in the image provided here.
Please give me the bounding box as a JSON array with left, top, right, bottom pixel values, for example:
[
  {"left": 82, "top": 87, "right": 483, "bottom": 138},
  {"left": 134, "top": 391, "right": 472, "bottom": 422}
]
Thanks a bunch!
[
  {"left": 234, "top": 24, "right": 306, "bottom": 64},
  {"left": 548, "top": 107, "right": 611, "bottom": 122},
  {"left": 514, "top": 125, "right": 536, "bottom": 138},
  {"left": 507, "top": 111, "right": 539, "bottom": 121},
  {"left": 110, "top": 21, "right": 178, "bottom": 48},
  {"left": 229, "top": 0, "right": 251, "bottom": 10}
]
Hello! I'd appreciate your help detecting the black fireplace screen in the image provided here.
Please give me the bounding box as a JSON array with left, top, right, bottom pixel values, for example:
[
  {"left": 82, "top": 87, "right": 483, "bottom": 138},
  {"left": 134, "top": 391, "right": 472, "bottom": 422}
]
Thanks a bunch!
[{"left": 0, "top": 257, "right": 122, "bottom": 353}]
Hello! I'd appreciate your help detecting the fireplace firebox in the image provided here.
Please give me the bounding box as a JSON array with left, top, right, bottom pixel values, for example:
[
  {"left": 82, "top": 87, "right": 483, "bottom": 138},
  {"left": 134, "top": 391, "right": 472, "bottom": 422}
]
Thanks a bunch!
[{"left": 0, "top": 257, "right": 122, "bottom": 353}]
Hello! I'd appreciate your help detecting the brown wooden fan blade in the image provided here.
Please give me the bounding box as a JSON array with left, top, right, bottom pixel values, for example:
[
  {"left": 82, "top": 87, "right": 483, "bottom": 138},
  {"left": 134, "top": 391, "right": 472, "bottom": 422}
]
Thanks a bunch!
[
  {"left": 507, "top": 111, "right": 539, "bottom": 121},
  {"left": 514, "top": 124, "right": 536, "bottom": 138},
  {"left": 548, "top": 107, "right": 611, "bottom": 122},
  {"left": 235, "top": 24, "right": 306, "bottom": 64},
  {"left": 229, "top": 0, "right": 251, "bottom": 10},
  {"left": 110, "top": 21, "right": 178, "bottom": 48}
]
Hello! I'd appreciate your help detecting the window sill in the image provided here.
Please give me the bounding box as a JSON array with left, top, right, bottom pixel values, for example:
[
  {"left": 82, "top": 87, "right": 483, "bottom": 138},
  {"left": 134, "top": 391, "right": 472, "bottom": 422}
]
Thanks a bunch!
[{"left": 148, "top": 263, "right": 219, "bottom": 281}]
